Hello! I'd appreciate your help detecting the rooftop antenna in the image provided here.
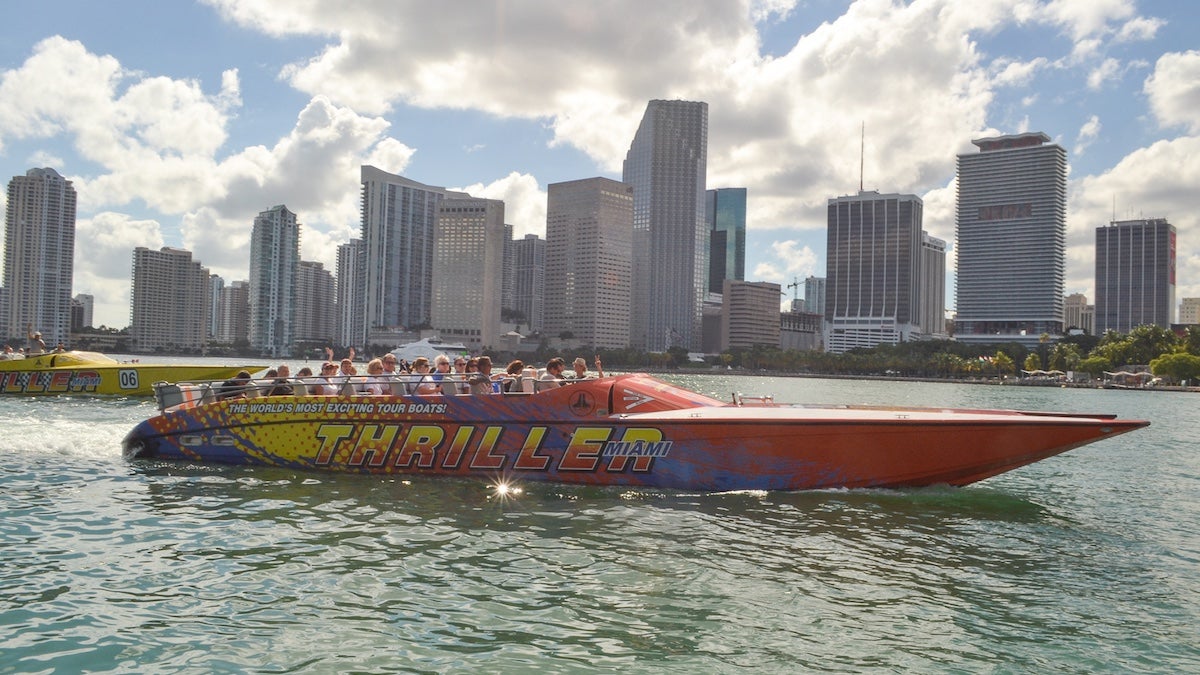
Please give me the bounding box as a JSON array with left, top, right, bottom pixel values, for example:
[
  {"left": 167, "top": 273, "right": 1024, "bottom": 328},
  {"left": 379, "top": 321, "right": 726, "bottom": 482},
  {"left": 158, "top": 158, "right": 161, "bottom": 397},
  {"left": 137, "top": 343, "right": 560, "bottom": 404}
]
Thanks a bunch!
[{"left": 859, "top": 121, "right": 865, "bottom": 193}]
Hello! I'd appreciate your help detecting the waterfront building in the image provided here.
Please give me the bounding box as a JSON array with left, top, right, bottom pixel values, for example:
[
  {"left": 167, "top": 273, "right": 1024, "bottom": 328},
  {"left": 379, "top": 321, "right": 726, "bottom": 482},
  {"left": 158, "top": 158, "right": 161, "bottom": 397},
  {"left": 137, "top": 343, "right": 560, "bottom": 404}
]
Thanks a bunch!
[
  {"left": 249, "top": 205, "right": 300, "bottom": 358},
  {"left": 824, "top": 191, "right": 925, "bottom": 353},
  {"left": 512, "top": 234, "right": 545, "bottom": 334},
  {"left": 1180, "top": 298, "right": 1200, "bottom": 325},
  {"left": 129, "top": 247, "right": 210, "bottom": 352},
  {"left": 295, "top": 260, "right": 336, "bottom": 345},
  {"left": 501, "top": 223, "right": 515, "bottom": 317},
  {"left": 919, "top": 233, "right": 948, "bottom": 338},
  {"left": 3, "top": 168, "right": 76, "bottom": 347},
  {"left": 360, "top": 166, "right": 468, "bottom": 347},
  {"left": 955, "top": 132, "right": 1067, "bottom": 346},
  {"left": 805, "top": 276, "right": 827, "bottom": 315},
  {"left": 721, "top": 280, "right": 781, "bottom": 351},
  {"left": 1064, "top": 292, "right": 1094, "bottom": 334},
  {"left": 707, "top": 188, "right": 747, "bottom": 294},
  {"left": 623, "top": 99, "right": 708, "bottom": 351},
  {"left": 207, "top": 276, "right": 223, "bottom": 338},
  {"left": 781, "top": 310, "right": 823, "bottom": 352},
  {"left": 1095, "top": 218, "right": 1176, "bottom": 334},
  {"left": 545, "top": 177, "right": 633, "bottom": 349},
  {"left": 72, "top": 294, "right": 93, "bottom": 331},
  {"left": 430, "top": 197, "right": 505, "bottom": 351},
  {"left": 215, "top": 280, "right": 250, "bottom": 344},
  {"left": 335, "top": 238, "right": 363, "bottom": 350}
]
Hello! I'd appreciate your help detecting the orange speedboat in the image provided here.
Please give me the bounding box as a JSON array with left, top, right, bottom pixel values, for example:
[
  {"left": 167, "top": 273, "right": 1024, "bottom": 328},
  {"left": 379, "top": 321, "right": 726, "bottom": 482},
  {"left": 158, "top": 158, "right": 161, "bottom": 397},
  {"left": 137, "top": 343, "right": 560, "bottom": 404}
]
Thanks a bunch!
[{"left": 123, "top": 373, "right": 1148, "bottom": 491}]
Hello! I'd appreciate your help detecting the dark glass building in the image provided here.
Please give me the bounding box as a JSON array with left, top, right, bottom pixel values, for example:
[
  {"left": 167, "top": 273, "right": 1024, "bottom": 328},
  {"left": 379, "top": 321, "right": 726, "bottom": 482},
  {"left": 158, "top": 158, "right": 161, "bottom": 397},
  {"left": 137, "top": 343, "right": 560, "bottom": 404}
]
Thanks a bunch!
[{"left": 1094, "top": 218, "right": 1176, "bottom": 334}]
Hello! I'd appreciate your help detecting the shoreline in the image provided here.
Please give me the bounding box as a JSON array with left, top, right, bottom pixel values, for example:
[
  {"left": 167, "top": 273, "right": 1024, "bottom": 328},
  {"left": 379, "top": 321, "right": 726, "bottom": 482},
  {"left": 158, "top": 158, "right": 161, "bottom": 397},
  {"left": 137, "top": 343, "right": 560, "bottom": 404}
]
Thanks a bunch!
[{"left": 636, "top": 368, "right": 1200, "bottom": 393}]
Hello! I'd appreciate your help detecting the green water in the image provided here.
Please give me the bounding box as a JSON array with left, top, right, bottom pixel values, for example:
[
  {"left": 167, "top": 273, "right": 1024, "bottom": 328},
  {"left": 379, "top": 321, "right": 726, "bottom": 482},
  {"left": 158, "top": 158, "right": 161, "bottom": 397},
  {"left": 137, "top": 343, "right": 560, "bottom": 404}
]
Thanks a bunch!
[{"left": 1, "top": 375, "right": 1196, "bottom": 672}]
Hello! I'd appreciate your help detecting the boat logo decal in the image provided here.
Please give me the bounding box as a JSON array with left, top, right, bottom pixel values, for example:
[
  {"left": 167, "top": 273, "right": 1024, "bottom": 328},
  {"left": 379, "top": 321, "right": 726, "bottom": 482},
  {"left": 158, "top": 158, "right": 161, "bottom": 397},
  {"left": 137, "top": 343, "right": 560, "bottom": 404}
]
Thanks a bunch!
[
  {"left": 308, "top": 423, "right": 672, "bottom": 474},
  {"left": 226, "top": 401, "right": 448, "bottom": 415},
  {"left": 1, "top": 369, "right": 102, "bottom": 394},
  {"left": 568, "top": 391, "right": 596, "bottom": 417},
  {"left": 621, "top": 391, "right": 655, "bottom": 410}
]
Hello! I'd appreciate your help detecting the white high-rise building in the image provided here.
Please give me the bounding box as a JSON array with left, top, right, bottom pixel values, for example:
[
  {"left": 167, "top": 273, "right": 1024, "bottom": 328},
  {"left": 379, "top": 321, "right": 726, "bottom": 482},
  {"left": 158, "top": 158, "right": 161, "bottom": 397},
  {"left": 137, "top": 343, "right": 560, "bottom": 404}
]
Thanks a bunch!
[
  {"left": 207, "top": 276, "right": 223, "bottom": 338},
  {"left": 335, "top": 238, "right": 363, "bottom": 350},
  {"left": 623, "top": 100, "right": 708, "bottom": 352},
  {"left": 130, "top": 247, "right": 210, "bottom": 352},
  {"left": 1180, "top": 298, "right": 1200, "bottom": 325},
  {"left": 430, "top": 197, "right": 505, "bottom": 351},
  {"left": 72, "top": 293, "right": 94, "bottom": 331},
  {"left": 1064, "top": 292, "right": 1094, "bottom": 334},
  {"left": 920, "top": 233, "right": 947, "bottom": 338},
  {"left": 545, "top": 178, "right": 633, "bottom": 349},
  {"left": 3, "top": 168, "right": 76, "bottom": 347},
  {"left": 216, "top": 281, "right": 250, "bottom": 344},
  {"left": 249, "top": 205, "right": 300, "bottom": 357},
  {"left": 360, "top": 166, "right": 468, "bottom": 345},
  {"left": 955, "top": 132, "right": 1067, "bottom": 346}
]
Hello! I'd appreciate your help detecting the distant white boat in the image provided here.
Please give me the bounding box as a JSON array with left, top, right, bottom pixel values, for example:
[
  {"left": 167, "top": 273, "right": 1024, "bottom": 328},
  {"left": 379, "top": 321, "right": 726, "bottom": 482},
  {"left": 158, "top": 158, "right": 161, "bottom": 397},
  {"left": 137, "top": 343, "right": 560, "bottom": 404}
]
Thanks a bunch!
[{"left": 389, "top": 337, "right": 469, "bottom": 363}]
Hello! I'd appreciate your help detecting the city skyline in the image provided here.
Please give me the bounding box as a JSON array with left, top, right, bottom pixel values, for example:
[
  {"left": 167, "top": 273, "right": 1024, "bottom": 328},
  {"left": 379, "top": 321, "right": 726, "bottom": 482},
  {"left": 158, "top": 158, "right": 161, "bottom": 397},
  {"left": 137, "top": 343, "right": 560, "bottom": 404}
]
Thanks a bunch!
[{"left": 0, "top": 1, "right": 1197, "bottom": 329}]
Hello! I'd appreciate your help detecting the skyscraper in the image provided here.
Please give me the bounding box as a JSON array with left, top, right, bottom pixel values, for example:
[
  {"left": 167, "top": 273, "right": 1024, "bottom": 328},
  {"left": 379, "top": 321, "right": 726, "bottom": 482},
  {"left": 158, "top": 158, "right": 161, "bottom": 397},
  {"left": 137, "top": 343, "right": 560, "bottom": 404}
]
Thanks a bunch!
[
  {"left": 360, "top": 165, "right": 467, "bottom": 345},
  {"left": 216, "top": 280, "right": 250, "bottom": 344},
  {"left": 72, "top": 293, "right": 94, "bottom": 331},
  {"left": 824, "top": 191, "right": 926, "bottom": 353},
  {"left": 512, "top": 234, "right": 546, "bottom": 334},
  {"left": 129, "top": 247, "right": 210, "bottom": 352},
  {"left": 249, "top": 205, "right": 300, "bottom": 357},
  {"left": 1094, "top": 218, "right": 1176, "bottom": 333},
  {"left": 706, "top": 188, "right": 747, "bottom": 294},
  {"left": 335, "top": 238, "right": 363, "bottom": 350},
  {"left": 430, "top": 197, "right": 505, "bottom": 350},
  {"left": 721, "top": 280, "right": 781, "bottom": 350},
  {"left": 295, "top": 260, "right": 336, "bottom": 345},
  {"left": 545, "top": 177, "right": 633, "bottom": 349},
  {"left": 623, "top": 100, "right": 708, "bottom": 352},
  {"left": 955, "top": 132, "right": 1067, "bottom": 346},
  {"left": 1064, "top": 292, "right": 1094, "bottom": 334},
  {"left": 805, "top": 276, "right": 827, "bottom": 316},
  {"left": 3, "top": 168, "right": 76, "bottom": 347},
  {"left": 919, "top": 233, "right": 947, "bottom": 338}
]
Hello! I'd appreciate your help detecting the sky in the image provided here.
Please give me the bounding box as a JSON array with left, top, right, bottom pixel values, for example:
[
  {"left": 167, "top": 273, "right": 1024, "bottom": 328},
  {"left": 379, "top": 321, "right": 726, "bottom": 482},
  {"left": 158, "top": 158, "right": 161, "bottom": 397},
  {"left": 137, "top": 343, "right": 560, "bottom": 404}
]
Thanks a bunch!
[{"left": 1, "top": 0, "right": 1198, "bottom": 330}]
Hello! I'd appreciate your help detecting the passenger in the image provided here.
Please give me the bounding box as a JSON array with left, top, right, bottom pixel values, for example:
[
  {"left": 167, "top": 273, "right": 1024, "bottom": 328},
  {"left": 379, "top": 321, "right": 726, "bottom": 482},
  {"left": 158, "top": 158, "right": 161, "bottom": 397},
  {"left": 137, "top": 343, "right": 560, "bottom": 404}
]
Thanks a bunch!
[
  {"left": 217, "top": 370, "right": 253, "bottom": 400},
  {"left": 539, "top": 357, "right": 567, "bottom": 389},
  {"left": 267, "top": 364, "right": 294, "bottom": 396},
  {"left": 445, "top": 356, "right": 470, "bottom": 394},
  {"left": 362, "top": 358, "right": 389, "bottom": 395},
  {"left": 26, "top": 324, "right": 46, "bottom": 355},
  {"left": 502, "top": 359, "right": 525, "bottom": 392},
  {"left": 406, "top": 357, "right": 440, "bottom": 395},
  {"left": 430, "top": 354, "right": 452, "bottom": 394},
  {"left": 0, "top": 345, "right": 15, "bottom": 360},
  {"left": 569, "top": 355, "right": 604, "bottom": 380},
  {"left": 312, "top": 361, "right": 339, "bottom": 395},
  {"left": 338, "top": 358, "right": 361, "bottom": 395},
  {"left": 382, "top": 354, "right": 400, "bottom": 375},
  {"left": 468, "top": 355, "right": 502, "bottom": 395}
]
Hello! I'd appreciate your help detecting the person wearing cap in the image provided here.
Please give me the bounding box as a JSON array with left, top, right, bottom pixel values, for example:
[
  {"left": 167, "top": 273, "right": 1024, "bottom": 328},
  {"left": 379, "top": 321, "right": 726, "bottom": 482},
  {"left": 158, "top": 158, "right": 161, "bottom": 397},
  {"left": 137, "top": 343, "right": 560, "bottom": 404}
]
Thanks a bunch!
[
  {"left": 569, "top": 355, "right": 604, "bottom": 379},
  {"left": 26, "top": 324, "right": 46, "bottom": 355},
  {"left": 313, "top": 361, "right": 339, "bottom": 395}
]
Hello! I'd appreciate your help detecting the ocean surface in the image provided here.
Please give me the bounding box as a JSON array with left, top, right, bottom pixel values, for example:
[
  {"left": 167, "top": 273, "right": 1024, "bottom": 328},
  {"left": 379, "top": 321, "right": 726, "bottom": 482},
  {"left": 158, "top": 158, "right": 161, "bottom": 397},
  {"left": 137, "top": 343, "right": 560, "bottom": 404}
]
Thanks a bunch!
[{"left": 1, "top": 361, "right": 1197, "bottom": 673}]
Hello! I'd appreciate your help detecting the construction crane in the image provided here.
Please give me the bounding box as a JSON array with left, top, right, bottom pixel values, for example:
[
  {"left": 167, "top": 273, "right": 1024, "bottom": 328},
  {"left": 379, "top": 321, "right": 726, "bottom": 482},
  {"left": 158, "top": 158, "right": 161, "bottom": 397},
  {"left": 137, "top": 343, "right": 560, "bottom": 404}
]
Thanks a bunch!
[{"left": 786, "top": 276, "right": 801, "bottom": 310}]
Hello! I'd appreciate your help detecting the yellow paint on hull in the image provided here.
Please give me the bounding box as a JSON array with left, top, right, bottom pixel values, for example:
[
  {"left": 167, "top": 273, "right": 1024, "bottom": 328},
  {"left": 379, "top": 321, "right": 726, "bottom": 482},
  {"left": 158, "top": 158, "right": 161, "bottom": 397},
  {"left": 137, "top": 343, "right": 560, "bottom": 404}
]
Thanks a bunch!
[{"left": 0, "top": 351, "right": 263, "bottom": 396}]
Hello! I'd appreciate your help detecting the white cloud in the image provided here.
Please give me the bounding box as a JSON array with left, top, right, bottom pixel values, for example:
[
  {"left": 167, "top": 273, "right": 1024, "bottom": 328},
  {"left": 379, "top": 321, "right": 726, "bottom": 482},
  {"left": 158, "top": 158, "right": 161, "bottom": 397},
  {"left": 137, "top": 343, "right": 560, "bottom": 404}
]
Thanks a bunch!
[
  {"left": 1115, "top": 16, "right": 1164, "bottom": 42},
  {"left": 1087, "top": 57, "right": 1121, "bottom": 90},
  {"left": 1067, "top": 137, "right": 1200, "bottom": 301},
  {"left": 1043, "top": 0, "right": 1135, "bottom": 41},
  {"left": 1144, "top": 50, "right": 1200, "bottom": 133},
  {"left": 992, "top": 57, "right": 1048, "bottom": 87},
  {"left": 455, "top": 172, "right": 546, "bottom": 238},
  {"left": 73, "top": 213, "right": 165, "bottom": 327},
  {"left": 1074, "top": 115, "right": 1102, "bottom": 156}
]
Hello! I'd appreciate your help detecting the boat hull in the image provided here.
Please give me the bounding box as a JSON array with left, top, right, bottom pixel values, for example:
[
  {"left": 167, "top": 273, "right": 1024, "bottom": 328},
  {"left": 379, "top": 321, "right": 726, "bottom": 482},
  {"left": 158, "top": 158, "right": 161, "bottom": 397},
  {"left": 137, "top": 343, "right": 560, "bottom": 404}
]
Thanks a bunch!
[
  {"left": 0, "top": 352, "right": 262, "bottom": 396},
  {"left": 123, "top": 374, "right": 1148, "bottom": 491}
]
